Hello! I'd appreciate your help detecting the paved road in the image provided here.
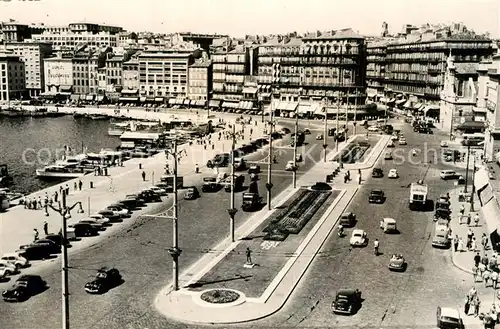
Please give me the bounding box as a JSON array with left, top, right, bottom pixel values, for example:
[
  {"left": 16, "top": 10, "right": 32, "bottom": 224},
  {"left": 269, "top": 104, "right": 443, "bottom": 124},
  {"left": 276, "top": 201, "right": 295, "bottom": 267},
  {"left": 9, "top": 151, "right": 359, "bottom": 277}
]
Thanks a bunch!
[
  {"left": 250, "top": 118, "right": 475, "bottom": 329},
  {"left": 0, "top": 120, "right": 349, "bottom": 329}
]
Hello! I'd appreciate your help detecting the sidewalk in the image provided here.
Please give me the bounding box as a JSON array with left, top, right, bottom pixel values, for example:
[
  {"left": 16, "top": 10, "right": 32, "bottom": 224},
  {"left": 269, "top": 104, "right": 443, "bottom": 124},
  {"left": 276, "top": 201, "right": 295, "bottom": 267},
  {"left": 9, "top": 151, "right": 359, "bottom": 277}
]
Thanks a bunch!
[
  {"left": 0, "top": 119, "right": 268, "bottom": 259},
  {"left": 448, "top": 185, "right": 500, "bottom": 327},
  {"left": 154, "top": 134, "right": 386, "bottom": 324}
]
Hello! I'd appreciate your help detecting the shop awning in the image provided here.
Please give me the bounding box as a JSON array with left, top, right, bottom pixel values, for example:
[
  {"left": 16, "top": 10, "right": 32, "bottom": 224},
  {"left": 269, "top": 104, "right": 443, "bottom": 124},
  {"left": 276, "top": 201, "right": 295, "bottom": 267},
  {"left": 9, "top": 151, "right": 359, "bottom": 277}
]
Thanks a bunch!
[
  {"left": 168, "top": 98, "right": 176, "bottom": 105},
  {"left": 140, "top": 97, "right": 147, "bottom": 102},
  {"left": 222, "top": 101, "right": 239, "bottom": 109},
  {"left": 119, "top": 97, "right": 139, "bottom": 102},
  {"left": 85, "top": 95, "right": 95, "bottom": 101},
  {"left": 395, "top": 99, "right": 406, "bottom": 105},
  {"left": 423, "top": 105, "right": 439, "bottom": 114},
  {"left": 457, "top": 121, "right": 485, "bottom": 130},
  {"left": 146, "top": 97, "right": 155, "bottom": 102},
  {"left": 155, "top": 97, "right": 164, "bottom": 102},
  {"left": 181, "top": 99, "right": 188, "bottom": 105},
  {"left": 242, "top": 87, "right": 258, "bottom": 94},
  {"left": 260, "top": 92, "right": 271, "bottom": 98},
  {"left": 121, "top": 89, "right": 138, "bottom": 94},
  {"left": 388, "top": 98, "right": 396, "bottom": 104},
  {"left": 60, "top": 85, "right": 72, "bottom": 92},
  {"left": 412, "top": 102, "right": 422, "bottom": 110},
  {"left": 209, "top": 100, "right": 221, "bottom": 108},
  {"left": 403, "top": 100, "right": 412, "bottom": 108},
  {"left": 96, "top": 95, "right": 105, "bottom": 102},
  {"left": 473, "top": 107, "right": 487, "bottom": 113},
  {"left": 238, "top": 101, "right": 246, "bottom": 109},
  {"left": 70, "top": 94, "right": 80, "bottom": 101},
  {"left": 195, "top": 100, "right": 206, "bottom": 107},
  {"left": 298, "top": 104, "right": 312, "bottom": 114},
  {"left": 276, "top": 102, "right": 298, "bottom": 111}
]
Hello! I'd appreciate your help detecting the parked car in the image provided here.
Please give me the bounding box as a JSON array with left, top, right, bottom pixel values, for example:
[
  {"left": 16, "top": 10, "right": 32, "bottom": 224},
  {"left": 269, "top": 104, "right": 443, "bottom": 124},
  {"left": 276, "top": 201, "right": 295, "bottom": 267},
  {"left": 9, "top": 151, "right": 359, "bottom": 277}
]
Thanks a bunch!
[
  {"left": 106, "top": 204, "right": 131, "bottom": 217},
  {"left": 332, "top": 289, "right": 362, "bottom": 315},
  {"left": 88, "top": 214, "right": 111, "bottom": 225},
  {"left": 436, "top": 307, "right": 464, "bottom": 329},
  {"left": 384, "top": 152, "right": 393, "bottom": 160},
  {"left": 97, "top": 210, "right": 122, "bottom": 223},
  {"left": 349, "top": 229, "right": 368, "bottom": 247},
  {"left": 316, "top": 134, "right": 324, "bottom": 140},
  {"left": 202, "top": 177, "right": 220, "bottom": 192},
  {"left": 117, "top": 198, "right": 142, "bottom": 210},
  {"left": 0, "top": 262, "right": 18, "bottom": 275},
  {"left": 372, "top": 168, "right": 383, "bottom": 178},
  {"left": 367, "top": 126, "right": 378, "bottom": 132},
  {"left": 388, "top": 254, "right": 407, "bottom": 271},
  {"left": 184, "top": 186, "right": 200, "bottom": 200},
  {"left": 69, "top": 223, "right": 98, "bottom": 237},
  {"left": 84, "top": 267, "right": 122, "bottom": 294},
  {"left": 78, "top": 219, "right": 105, "bottom": 231},
  {"left": 387, "top": 140, "right": 395, "bottom": 148},
  {"left": 304, "top": 129, "right": 311, "bottom": 134},
  {"left": 149, "top": 186, "right": 167, "bottom": 196},
  {"left": 32, "top": 239, "right": 61, "bottom": 254},
  {"left": 440, "top": 170, "right": 458, "bottom": 180},
  {"left": 15, "top": 244, "right": 52, "bottom": 260},
  {"left": 248, "top": 164, "right": 261, "bottom": 174},
  {"left": 339, "top": 212, "right": 356, "bottom": 228},
  {"left": 0, "top": 253, "right": 29, "bottom": 269},
  {"left": 440, "top": 140, "right": 448, "bottom": 148},
  {"left": 369, "top": 189, "right": 385, "bottom": 204},
  {"left": 295, "top": 154, "right": 303, "bottom": 162},
  {"left": 2, "top": 275, "right": 46, "bottom": 302},
  {"left": 398, "top": 139, "right": 407, "bottom": 145},
  {"left": 43, "top": 234, "right": 69, "bottom": 248},
  {"left": 285, "top": 161, "right": 296, "bottom": 171}
]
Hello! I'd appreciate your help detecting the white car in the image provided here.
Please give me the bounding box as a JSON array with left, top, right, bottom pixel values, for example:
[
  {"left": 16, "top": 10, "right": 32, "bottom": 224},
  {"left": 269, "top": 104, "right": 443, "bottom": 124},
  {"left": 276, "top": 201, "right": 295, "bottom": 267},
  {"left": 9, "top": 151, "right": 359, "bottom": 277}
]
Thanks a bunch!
[
  {"left": 105, "top": 205, "right": 130, "bottom": 217},
  {"left": 398, "top": 139, "right": 407, "bottom": 145},
  {"left": 440, "top": 170, "right": 457, "bottom": 180},
  {"left": 149, "top": 186, "right": 167, "bottom": 196},
  {"left": 89, "top": 214, "right": 110, "bottom": 225},
  {"left": 349, "top": 229, "right": 368, "bottom": 247},
  {"left": 316, "top": 134, "right": 324, "bottom": 140},
  {"left": 0, "top": 253, "right": 29, "bottom": 269},
  {"left": 367, "top": 126, "right": 379, "bottom": 132},
  {"left": 285, "top": 160, "right": 296, "bottom": 171},
  {"left": 440, "top": 141, "right": 448, "bottom": 147},
  {"left": 388, "top": 169, "right": 399, "bottom": 179},
  {"left": 0, "top": 261, "right": 18, "bottom": 275},
  {"left": 391, "top": 135, "right": 398, "bottom": 141}
]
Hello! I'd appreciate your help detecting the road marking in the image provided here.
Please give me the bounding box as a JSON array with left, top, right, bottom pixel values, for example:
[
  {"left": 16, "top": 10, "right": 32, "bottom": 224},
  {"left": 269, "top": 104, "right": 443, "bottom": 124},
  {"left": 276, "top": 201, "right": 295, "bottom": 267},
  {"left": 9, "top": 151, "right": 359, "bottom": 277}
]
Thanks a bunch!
[{"left": 261, "top": 241, "right": 280, "bottom": 250}]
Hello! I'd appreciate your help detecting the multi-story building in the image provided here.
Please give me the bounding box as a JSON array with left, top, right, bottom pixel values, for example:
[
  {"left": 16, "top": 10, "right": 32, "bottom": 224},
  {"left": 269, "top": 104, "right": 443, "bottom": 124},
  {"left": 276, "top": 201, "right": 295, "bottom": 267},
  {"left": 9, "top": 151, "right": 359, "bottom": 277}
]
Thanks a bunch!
[
  {"left": 4, "top": 41, "right": 53, "bottom": 97},
  {"left": 212, "top": 45, "right": 258, "bottom": 109},
  {"left": 384, "top": 36, "right": 494, "bottom": 110},
  {"left": 105, "top": 53, "right": 125, "bottom": 93},
  {"left": 0, "top": 22, "right": 33, "bottom": 42},
  {"left": 137, "top": 48, "right": 202, "bottom": 102},
  {"left": 97, "top": 67, "right": 106, "bottom": 94},
  {"left": 188, "top": 56, "right": 212, "bottom": 103},
  {"left": 0, "top": 53, "right": 26, "bottom": 101},
  {"left": 122, "top": 59, "right": 139, "bottom": 91},
  {"left": 43, "top": 54, "right": 73, "bottom": 95},
  {"left": 366, "top": 41, "right": 387, "bottom": 102}
]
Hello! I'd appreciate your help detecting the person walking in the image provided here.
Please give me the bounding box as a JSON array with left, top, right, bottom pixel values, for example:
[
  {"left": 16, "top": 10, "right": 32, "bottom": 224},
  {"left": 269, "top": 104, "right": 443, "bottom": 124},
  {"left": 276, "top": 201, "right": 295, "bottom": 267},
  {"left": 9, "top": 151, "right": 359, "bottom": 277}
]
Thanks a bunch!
[
  {"left": 74, "top": 181, "right": 78, "bottom": 191},
  {"left": 33, "top": 229, "right": 39, "bottom": 241},
  {"left": 475, "top": 252, "right": 482, "bottom": 267},
  {"left": 471, "top": 237, "right": 477, "bottom": 252},
  {"left": 484, "top": 270, "right": 491, "bottom": 288},
  {"left": 474, "top": 213, "right": 480, "bottom": 227},
  {"left": 460, "top": 204, "right": 465, "bottom": 216},
  {"left": 491, "top": 270, "right": 498, "bottom": 289},
  {"left": 483, "top": 233, "right": 489, "bottom": 250},
  {"left": 141, "top": 170, "right": 146, "bottom": 181},
  {"left": 454, "top": 235, "right": 459, "bottom": 252},
  {"left": 78, "top": 180, "right": 83, "bottom": 191},
  {"left": 474, "top": 296, "right": 481, "bottom": 317},
  {"left": 473, "top": 265, "right": 479, "bottom": 282},
  {"left": 43, "top": 221, "right": 48, "bottom": 235},
  {"left": 479, "top": 262, "right": 487, "bottom": 279},
  {"left": 467, "top": 213, "right": 472, "bottom": 227},
  {"left": 464, "top": 295, "right": 471, "bottom": 315}
]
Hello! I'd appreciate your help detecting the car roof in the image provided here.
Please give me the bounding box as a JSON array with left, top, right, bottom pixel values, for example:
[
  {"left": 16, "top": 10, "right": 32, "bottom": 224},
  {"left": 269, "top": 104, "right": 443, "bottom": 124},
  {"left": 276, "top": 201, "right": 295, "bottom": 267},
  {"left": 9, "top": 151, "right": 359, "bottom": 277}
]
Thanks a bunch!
[
  {"left": 1, "top": 252, "right": 20, "bottom": 257},
  {"left": 337, "top": 289, "right": 357, "bottom": 296},
  {"left": 440, "top": 307, "right": 460, "bottom": 319},
  {"left": 383, "top": 218, "right": 396, "bottom": 223},
  {"left": 341, "top": 212, "right": 352, "bottom": 216},
  {"left": 352, "top": 229, "right": 364, "bottom": 235},
  {"left": 371, "top": 189, "right": 383, "bottom": 193},
  {"left": 18, "top": 274, "right": 41, "bottom": 280}
]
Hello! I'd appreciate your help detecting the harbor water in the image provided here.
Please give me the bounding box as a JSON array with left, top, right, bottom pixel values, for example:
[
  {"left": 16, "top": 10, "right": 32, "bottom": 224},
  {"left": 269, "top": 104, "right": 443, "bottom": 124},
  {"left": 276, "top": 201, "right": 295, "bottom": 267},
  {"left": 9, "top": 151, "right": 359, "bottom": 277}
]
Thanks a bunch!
[{"left": 0, "top": 115, "right": 120, "bottom": 194}]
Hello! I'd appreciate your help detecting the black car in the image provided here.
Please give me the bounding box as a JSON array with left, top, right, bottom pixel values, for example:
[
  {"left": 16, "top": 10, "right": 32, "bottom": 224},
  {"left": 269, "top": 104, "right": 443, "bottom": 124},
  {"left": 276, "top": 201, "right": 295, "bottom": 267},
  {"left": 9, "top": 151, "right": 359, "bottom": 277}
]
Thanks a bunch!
[
  {"left": 84, "top": 267, "right": 122, "bottom": 294},
  {"left": 339, "top": 212, "right": 356, "bottom": 228},
  {"left": 117, "top": 198, "right": 143, "bottom": 210},
  {"left": 332, "top": 289, "right": 362, "bottom": 315},
  {"left": 369, "top": 189, "right": 385, "bottom": 204},
  {"left": 2, "top": 275, "right": 46, "bottom": 302},
  {"left": 32, "top": 239, "right": 61, "bottom": 254},
  {"left": 124, "top": 195, "right": 146, "bottom": 206},
  {"left": 184, "top": 186, "right": 200, "bottom": 200},
  {"left": 281, "top": 127, "right": 291, "bottom": 134},
  {"left": 97, "top": 210, "right": 123, "bottom": 223},
  {"left": 44, "top": 234, "right": 70, "bottom": 247},
  {"left": 69, "top": 223, "right": 98, "bottom": 237},
  {"left": 372, "top": 168, "right": 383, "bottom": 178},
  {"left": 304, "top": 129, "right": 311, "bottom": 135},
  {"left": 202, "top": 177, "right": 220, "bottom": 192},
  {"left": 137, "top": 190, "right": 162, "bottom": 203},
  {"left": 16, "top": 244, "right": 52, "bottom": 260}
]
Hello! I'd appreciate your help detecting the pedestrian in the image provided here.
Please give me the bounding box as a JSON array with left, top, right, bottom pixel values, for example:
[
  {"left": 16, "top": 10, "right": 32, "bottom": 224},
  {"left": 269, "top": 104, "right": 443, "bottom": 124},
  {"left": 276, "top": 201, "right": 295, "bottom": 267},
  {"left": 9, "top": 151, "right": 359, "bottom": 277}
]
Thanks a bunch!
[
  {"left": 195, "top": 164, "right": 199, "bottom": 174},
  {"left": 212, "top": 144, "right": 215, "bottom": 150},
  {"left": 467, "top": 213, "right": 472, "bottom": 226},
  {"left": 78, "top": 180, "right": 83, "bottom": 191},
  {"left": 473, "top": 265, "right": 479, "bottom": 282},
  {"left": 454, "top": 235, "right": 459, "bottom": 252},
  {"left": 483, "top": 233, "right": 489, "bottom": 250},
  {"left": 475, "top": 252, "right": 482, "bottom": 267},
  {"left": 484, "top": 270, "right": 491, "bottom": 287},
  {"left": 479, "top": 262, "right": 487, "bottom": 278},
  {"left": 141, "top": 170, "right": 146, "bottom": 181},
  {"left": 357, "top": 174, "right": 362, "bottom": 185},
  {"left": 464, "top": 296, "right": 471, "bottom": 315},
  {"left": 492, "top": 270, "right": 499, "bottom": 289},
  {"left": 33, "top": 229, "right": 39, "bottom": 241},
  {"left": 475, "top": 296, "right": 481, "bottom": 317},
  {"left": 467, "top": 229, "right": 474, "bottom": 248},
  {"left": 43, "top": 221, "right": 48, "bottom": 235},
  {"left": 65, "top": 184, "right": 69, "bottom": 196},
  {"left": 460, "top": 204, "right": 465, "bottom": 216},
  {"left": 473, "top": 213, "right": 480, "bottom": 227},
  {"left": 471, "top": 237, "right": 477, "bottom": 252},
  {"left": 74, "top": 181, "right": 78, "bottom": 191},
  {"left": 54, "top": 191, "right": 58, "bottom": 203},
  {"left": 483, "top": 255, "right": 490, "bottom": 267},
  {"left": 37, "top": 196, "right": 42, "bottom": 209},
  {"left": 469, "top": 286, "right": 478, "bottom": 299}
]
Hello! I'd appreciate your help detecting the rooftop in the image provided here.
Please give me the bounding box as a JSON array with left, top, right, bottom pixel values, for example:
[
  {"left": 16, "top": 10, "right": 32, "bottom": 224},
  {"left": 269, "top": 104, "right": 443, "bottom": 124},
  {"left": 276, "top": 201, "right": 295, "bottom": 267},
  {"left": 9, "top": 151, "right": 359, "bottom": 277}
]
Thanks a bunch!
[
  {"left": 303, "top": 28, "right": 364, "bottom": 40},
  {"left": 260, "top": 37, "right": 302, "bottom": 47},
  {"left": 190, "top": 58, "right": 211, "bottom": 68}
]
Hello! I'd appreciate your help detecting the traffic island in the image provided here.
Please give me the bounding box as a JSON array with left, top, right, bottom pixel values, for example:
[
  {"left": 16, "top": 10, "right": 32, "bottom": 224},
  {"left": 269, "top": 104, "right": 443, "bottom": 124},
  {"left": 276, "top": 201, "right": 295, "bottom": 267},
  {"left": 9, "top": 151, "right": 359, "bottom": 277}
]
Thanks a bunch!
[
  {"left": 331, "top": 135, "right": 381, "bottom": 164},
  {"left": 185, "top": 188, "right": 340, "bottom": 299}
]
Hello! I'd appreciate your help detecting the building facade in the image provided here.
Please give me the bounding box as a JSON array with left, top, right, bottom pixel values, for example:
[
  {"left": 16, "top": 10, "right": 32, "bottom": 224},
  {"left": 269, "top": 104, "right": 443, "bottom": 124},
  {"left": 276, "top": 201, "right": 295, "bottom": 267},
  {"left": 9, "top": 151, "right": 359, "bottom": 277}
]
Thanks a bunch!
[
  {"left": 384, "top": 37, "right": 494, "bottom": 109},
  {"left": 0, "top": 23, "right": 32, "bottom": 42},
  {"left": 137, "top": 49, "right": 202, "bottom": 99},
  {"left": 480, "top": 56, "right": 500, "bottom": 161},
  {"left": 0, "top": 53, "right": 26, "bottom": 101},
  {"left": 43, "top": 55, "right": 73, "bottom": 94},
  {"left": 366, "top": 42, "right": 386, "bottom": 102},
  {"left": 105, "top": 53, "right": 124, "bottom": 93},
  {"left": 188, "top": 57, "right": 212, "bottom": 101},
  {"left": 122, "top": 60, "right": 139, "bottom": 91},
  {"left": 4, "top": 42, "right": 53, "bottom": 97},
  {"left": 32, "top": 31, "right": 119, "bottom": 49}
]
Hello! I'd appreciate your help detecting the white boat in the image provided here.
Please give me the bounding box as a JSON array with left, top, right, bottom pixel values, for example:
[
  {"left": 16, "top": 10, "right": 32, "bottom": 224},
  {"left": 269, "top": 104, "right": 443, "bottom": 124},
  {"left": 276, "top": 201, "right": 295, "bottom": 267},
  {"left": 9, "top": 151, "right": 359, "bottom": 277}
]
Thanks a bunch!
[
  {"left": 36, "top": 164, "right": 87, "bottom": 179},
  {"left": 108, "top": 122, "right": 131, "bottom": 136}
]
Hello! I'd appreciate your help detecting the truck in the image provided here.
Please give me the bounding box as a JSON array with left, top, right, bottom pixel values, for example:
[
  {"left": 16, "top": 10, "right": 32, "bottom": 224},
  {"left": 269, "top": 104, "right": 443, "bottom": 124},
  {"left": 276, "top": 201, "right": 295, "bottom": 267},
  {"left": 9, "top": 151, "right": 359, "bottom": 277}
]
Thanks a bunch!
[
  {"left": 290, "top": 131, "right": 305, "bottom": 147},
  {"left": 241, "top": 192, "right": 262, "bottom": 211},
  {"left": 409, "top": 182, "right": 428, "bottom": 210},
  {"left": 160, "top": 175, "right": 184, "bottom": 193}
]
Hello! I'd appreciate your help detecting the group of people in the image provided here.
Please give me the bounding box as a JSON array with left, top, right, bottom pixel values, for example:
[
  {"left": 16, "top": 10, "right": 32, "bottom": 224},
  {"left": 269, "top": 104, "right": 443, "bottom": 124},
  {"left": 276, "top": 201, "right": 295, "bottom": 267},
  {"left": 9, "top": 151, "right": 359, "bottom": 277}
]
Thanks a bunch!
[
  {"left": 473, "top": 251, "right": 500, "bottom": 288},
  {"left": 465, "top": 287, "right": 499, "bottom": 327}
]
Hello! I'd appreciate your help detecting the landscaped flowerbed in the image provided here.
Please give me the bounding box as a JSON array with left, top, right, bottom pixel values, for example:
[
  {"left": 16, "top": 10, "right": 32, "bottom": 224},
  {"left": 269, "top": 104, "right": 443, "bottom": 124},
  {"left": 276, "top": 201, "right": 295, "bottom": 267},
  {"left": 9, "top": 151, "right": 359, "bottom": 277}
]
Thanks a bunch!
[
  {"left": 332, "top": 141, "right": 371, "bottom": 163},
  {"left": 200, "top": 289, "right": 241, "bottom": 304}
]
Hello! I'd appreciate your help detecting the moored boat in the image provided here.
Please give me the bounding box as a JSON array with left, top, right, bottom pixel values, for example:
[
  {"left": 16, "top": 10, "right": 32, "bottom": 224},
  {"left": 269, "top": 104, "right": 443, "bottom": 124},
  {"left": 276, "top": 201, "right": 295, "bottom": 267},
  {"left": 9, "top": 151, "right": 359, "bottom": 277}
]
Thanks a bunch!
[
  {"left": 108, "top": 122, "right": 131, "bottom": 136},
  {"left": 36, "top": 164, "right": 87, "bottom": 179},
  {"left": 89, "top": 114, "right": 109, "bottom": 120}
]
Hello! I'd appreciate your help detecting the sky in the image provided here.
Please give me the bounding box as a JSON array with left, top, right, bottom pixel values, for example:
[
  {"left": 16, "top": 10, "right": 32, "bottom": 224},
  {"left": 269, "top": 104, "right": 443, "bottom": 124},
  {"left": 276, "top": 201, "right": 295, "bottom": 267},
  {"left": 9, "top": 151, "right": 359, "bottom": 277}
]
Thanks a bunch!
[{"left": 0, "top": 0, "right": 499, "bottom": 38}]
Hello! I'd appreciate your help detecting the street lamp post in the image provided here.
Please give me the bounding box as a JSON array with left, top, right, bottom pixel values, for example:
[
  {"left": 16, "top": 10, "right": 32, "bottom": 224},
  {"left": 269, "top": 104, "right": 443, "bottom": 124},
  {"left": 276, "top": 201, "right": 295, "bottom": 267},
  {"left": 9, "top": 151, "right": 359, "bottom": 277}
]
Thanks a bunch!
[
  {"left": 336, "top": 96, "right": 340, "bottom": 152},
  {"left": 227, "top": 124, "right": 237, "bottom": 242},
  {"left": 471, "top": 154, "right": 476, "bottom": 212},
  {"left": 464, "top": 141, "right": 471, "bottom": 194},
  {"left": 292, "top": 107, "right": 299, "bottom": 188},
  {"left": 323, "top": 97, "right": 328, "bottom": 163},
  {"left": 47, "top": 193, "right": 84, "bottom": 329},
  {"left": 266, "top": 110, "right": 275, "bottom": 210},
  {"left": 346, "top": 91, "right": 350, "bottom": 139},
  {"left": 353, "top": 87, "right": 358, "bottom": 135}
]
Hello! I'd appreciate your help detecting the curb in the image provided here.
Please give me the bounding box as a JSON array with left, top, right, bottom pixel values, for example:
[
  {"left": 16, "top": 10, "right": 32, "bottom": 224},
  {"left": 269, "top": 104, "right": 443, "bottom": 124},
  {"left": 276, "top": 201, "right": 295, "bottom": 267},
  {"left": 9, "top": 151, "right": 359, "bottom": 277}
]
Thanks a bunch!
[
  {"left": 451, "top": 250, "right": 474, "bottom": 274},
  {"left": 344, "top": 136, "right": 389, "bottom": 171}
]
